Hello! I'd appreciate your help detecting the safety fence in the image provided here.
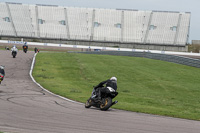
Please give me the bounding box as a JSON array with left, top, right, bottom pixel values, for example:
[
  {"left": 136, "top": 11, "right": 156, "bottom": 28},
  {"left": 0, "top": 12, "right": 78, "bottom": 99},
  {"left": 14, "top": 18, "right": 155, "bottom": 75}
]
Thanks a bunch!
[
  {"left": 75, "top": 51, "right": 200, "bottom": 68},
  {"left": 1, "top": 39, "right": 200, "bottom": 68}
]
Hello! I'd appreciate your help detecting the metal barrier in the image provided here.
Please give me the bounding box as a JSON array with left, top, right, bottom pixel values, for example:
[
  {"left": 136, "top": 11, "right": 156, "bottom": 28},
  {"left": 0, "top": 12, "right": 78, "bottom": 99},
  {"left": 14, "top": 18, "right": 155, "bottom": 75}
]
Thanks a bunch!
[
  {"left": 1, "top": 39, "right": 200, "bottom": 68},
  {"left": 76, "top": 51, "right": 200, "bottom": 68}
]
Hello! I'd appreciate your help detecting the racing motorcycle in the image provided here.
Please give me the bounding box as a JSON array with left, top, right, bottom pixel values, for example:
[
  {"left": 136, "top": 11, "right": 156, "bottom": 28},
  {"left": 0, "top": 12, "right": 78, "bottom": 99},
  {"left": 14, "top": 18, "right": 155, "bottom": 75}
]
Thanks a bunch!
[
  {"left": 12, "top": 50, "right": 17, "bottom": 58},
  {"left": 0, "top": 74, "right": 4, "bottom": 84},
  {"left": 23, "top": 45, "right": 28, "bottom": 53},
  {"left": 85, "top": 85, "right": 118, "bottom": 111},
  {"left": 0, "top": 67, "right": 4, "bottom": 84}
]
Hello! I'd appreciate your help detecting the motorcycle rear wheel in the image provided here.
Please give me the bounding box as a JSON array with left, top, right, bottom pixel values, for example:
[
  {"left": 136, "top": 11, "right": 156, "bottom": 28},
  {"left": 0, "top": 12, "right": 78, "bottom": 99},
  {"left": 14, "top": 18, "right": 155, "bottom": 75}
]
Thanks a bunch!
[{"left": 100, "top": 97, "right": 112, "bottom": 111}]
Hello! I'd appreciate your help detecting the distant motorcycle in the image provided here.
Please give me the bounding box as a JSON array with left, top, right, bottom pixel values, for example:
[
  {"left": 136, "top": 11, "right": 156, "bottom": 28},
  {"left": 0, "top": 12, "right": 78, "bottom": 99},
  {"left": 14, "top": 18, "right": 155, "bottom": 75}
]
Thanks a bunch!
[
  {"left": 11, "top": 45, "right": 18, "bottom": 58},
  {"left": 0, "top": 74, "right": 4, "bottom": 84},
  {"left": 23, "top": 45, "right": 28, "bottom": 53},
  {"left": 0, "top": 66, "right": 5, "bottom": 84},
  {"left": 85, "top": 85, "right": 118, "bottom": 111},
  {"left": 12, "top": 50, "right": 17, "bottom": 58},
  {"left": 34, "top": 47, "right": 39, "bottom": 53}
]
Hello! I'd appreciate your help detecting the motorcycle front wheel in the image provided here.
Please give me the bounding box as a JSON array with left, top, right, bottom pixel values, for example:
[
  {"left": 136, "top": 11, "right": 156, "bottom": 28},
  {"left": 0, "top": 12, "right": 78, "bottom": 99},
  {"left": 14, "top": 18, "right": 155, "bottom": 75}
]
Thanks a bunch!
[
  {"left": 85, "top": 99, "right": 92, "bottom": 108},
  {"left": 100, "top": 97, "right": 112, "bottom": 111}
]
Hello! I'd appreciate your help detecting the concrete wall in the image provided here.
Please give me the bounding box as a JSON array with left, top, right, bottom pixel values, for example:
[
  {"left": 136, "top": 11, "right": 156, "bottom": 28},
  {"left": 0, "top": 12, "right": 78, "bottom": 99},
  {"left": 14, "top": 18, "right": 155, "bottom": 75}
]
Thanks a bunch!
[{"left": 1, "top": 36, "right": 188, "bottom": 52}]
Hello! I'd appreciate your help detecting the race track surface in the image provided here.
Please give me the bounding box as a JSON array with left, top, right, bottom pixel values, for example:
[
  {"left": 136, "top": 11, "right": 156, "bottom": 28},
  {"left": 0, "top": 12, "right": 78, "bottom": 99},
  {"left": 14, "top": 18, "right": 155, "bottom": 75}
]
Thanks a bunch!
[{"left": 0, "top": 50, "right": 200, "bottom": 133}]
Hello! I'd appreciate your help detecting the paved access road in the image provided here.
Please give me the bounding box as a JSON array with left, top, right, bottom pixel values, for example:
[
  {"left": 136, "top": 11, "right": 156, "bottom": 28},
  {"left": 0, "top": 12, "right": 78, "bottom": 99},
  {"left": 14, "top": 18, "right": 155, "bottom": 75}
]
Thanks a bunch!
[{"left": 0, "top": 50, "right": 200, "bottom": 133}]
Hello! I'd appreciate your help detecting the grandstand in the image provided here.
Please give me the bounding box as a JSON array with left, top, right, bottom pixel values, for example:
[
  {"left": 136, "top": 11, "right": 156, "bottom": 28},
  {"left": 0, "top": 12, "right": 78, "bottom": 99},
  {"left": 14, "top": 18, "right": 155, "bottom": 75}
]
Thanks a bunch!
[{"left": 0, "top": 2, "right": 191, "bottom": 51}]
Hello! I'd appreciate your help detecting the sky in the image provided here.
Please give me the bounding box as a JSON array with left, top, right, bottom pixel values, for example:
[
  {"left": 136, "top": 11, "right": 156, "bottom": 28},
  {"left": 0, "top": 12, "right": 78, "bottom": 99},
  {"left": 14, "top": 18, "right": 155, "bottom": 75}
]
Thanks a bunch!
[{"left": 0, "top": 0, "right": 199, "bottom": 43}]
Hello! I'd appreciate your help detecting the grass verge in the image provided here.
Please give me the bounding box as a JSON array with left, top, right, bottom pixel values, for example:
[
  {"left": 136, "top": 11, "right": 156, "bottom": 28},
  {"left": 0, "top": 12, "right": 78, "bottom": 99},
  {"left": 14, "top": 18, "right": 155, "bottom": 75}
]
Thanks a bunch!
[{"left": 33, "top": 52, "right": 200, "bottom": 120}]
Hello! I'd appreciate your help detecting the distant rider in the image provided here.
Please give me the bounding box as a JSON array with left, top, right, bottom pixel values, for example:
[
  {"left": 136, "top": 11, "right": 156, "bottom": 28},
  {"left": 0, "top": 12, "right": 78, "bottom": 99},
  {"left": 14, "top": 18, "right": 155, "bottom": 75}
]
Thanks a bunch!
[
  {"left": 93, "top": 77, "right": 117, "bottom": 100},
  {"left": 0, "top": 65, "right": 5, "bottom": 84},
  {"left": 34, "top": 47, "right": 39, "bottom": 53},
  {"left": 22, "top": 42, "right": 28, "bottom": 51},
  {"left": 11, "top": 45, "right": 18, "bottom": 52}
]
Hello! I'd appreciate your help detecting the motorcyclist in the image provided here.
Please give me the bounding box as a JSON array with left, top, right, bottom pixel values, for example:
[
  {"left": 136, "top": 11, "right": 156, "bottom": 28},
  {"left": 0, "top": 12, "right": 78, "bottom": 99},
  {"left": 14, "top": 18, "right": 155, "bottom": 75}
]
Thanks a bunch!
[
  {"left": 34, "top": 47, "right": 39, "bottom": 53},
  {"left": 0, "top": 65, "right": 5, "bottom": 84},
  {"left": 11, "top": 45, "right": 18, "bottom": 52},
  {"left": 93, "top": 77, "right": 117, "bottom": 100},
  {"left": 22, "top": 42, "right": 28, "bottom": 52},
  {"left": 11, "top": 45, "right": 18, "bottom": 58},
  {"left": 5, "top": 46, "right": 9, "bottom": 50}
]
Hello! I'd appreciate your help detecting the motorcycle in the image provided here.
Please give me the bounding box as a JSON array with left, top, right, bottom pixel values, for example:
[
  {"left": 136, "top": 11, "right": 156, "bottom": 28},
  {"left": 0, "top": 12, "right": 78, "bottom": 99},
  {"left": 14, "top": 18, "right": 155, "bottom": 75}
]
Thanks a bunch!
[
  {"left": 12, "top": 51, "right": 17, "bottom": 58},
  {"left": 23, "top": 45, "right": 28, "bottom": 53},
  {"left": 85, "top": 85, "right": 118, "bottom": 111},
  {"left": 0, "top": 74, "right": 4, "bottom": 84}
]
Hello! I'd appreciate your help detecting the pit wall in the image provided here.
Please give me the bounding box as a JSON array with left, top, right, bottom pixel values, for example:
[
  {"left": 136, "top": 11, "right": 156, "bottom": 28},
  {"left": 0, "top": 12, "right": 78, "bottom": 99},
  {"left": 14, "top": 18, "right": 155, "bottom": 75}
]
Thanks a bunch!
[{"left": 0, "top": 37, "right": 188, "bottom": 52}]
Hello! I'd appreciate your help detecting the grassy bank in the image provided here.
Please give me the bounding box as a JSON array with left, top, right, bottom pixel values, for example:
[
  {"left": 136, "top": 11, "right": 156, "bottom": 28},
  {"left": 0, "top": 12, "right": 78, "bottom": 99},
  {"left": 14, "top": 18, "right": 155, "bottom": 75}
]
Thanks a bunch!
[{"left": 33, "top": 52, "right": 200, "bottom": 120}]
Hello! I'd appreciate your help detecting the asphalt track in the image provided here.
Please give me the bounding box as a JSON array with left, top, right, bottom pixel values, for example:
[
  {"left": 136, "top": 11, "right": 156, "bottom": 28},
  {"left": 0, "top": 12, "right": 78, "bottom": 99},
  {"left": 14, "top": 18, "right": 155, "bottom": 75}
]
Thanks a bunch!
[{"left": 0, "top": 50, "right": 200, "bottom": 133}]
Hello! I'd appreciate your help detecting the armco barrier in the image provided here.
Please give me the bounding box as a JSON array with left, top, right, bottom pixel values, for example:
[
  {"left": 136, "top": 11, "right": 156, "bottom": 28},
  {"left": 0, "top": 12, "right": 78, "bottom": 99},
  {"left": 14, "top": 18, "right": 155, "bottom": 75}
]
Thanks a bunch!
[
  {"left": 1, "top": 39, "right": 200, "bottom": 56},
  {"left": 1, "top": 39, "right": 200, "bottom": 67},
  {"left": 75, "top": 51, "right": 200, "bottom": 68}
]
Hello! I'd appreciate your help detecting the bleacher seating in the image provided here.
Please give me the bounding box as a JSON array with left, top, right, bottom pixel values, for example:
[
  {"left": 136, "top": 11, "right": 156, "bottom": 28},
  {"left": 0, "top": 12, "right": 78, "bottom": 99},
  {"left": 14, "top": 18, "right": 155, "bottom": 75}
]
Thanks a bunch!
[
  {"left": 8, "top": 4, "right": 34, "bottom": 37},
  {"left": 0, "top": 3, "right": 15, "bottom": 36},
  {"left": 123, "top": 10, "right": 151, "bottom": 43},
  {"left": 67, "top": 7, "right": 93, "bottom": 40},
  {"left": 0, "top": 2, "right": 191, "bottom": 47},
  {"left": 93, "top": 9, "right": 122, "bottom": 42},
  {"left": 146, "top": 11, "right": 180, "bottom": 45},
  {"left": 28, "top": 5, "right": 38, "bottom": 37},
  {"left": 176, "top": 12, "right": 190, "bottom": 45},
  {"left": 37, "top": 5, "right": 68, "bottom": 39}
]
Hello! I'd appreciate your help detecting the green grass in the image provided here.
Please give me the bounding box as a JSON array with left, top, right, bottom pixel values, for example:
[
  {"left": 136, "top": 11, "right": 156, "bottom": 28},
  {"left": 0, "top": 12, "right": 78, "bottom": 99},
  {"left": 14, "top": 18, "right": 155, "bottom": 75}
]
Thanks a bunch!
[{"left": 33, "top": 52, "right": 200, "bottom": 120}]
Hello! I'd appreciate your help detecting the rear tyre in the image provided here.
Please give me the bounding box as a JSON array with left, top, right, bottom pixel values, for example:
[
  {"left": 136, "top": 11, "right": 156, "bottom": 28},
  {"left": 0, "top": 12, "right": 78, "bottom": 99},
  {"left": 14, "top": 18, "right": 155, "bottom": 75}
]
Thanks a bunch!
[
  {"left": 85, "top": 99, "right": 92, "bottom": 108},
  {"left": 100, "top": 97, "right": 112, "bottom": 111}
]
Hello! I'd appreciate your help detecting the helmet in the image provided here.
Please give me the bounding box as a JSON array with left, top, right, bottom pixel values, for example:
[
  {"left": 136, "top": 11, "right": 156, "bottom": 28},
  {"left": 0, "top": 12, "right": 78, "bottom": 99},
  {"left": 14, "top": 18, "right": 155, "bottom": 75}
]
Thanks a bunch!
[
  {"left": 110, "top": 77, "right": 117, "bottom": 81},
  {"left": 13, "top": 45, "right": 16, "bottom": 48},
  {"left": 0, "top": 65, "right": 5, "bottom": 69}
]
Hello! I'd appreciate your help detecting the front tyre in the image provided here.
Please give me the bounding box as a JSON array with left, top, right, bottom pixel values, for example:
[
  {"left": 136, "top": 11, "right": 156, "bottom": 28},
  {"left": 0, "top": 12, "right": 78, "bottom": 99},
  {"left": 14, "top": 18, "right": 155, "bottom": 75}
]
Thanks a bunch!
[
  {"left": 12, "top": 52, "right": 16, "bottom": 58},
  {"left": 85, "top": 99, "right": 92, "bottom": 108},
  {"left": 100, "top": 97, "right": 112, "bottom": 111}
]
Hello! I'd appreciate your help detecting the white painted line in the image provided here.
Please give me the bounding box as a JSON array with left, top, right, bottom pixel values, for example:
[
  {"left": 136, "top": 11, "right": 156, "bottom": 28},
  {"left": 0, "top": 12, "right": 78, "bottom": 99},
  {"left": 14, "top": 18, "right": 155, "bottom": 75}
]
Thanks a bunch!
[{"left": 29, "top": 53, "right": 83, "bottom": 105}]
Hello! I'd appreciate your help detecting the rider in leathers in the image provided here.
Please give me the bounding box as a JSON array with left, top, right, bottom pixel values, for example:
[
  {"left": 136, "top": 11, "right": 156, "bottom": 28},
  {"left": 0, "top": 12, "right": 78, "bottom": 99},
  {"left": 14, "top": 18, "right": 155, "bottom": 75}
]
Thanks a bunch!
[
  {"left": 22, "top": 42, "right": 28, "bottom": 52},
  {"left": 11, "top": 45, "right": 18, "bottom": 52},
  {"left": 0, "top": 65, "right": 5, "bottom": 84},
  {"left": 94, "top": 77, "right": 117, "bottom": 100}
]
